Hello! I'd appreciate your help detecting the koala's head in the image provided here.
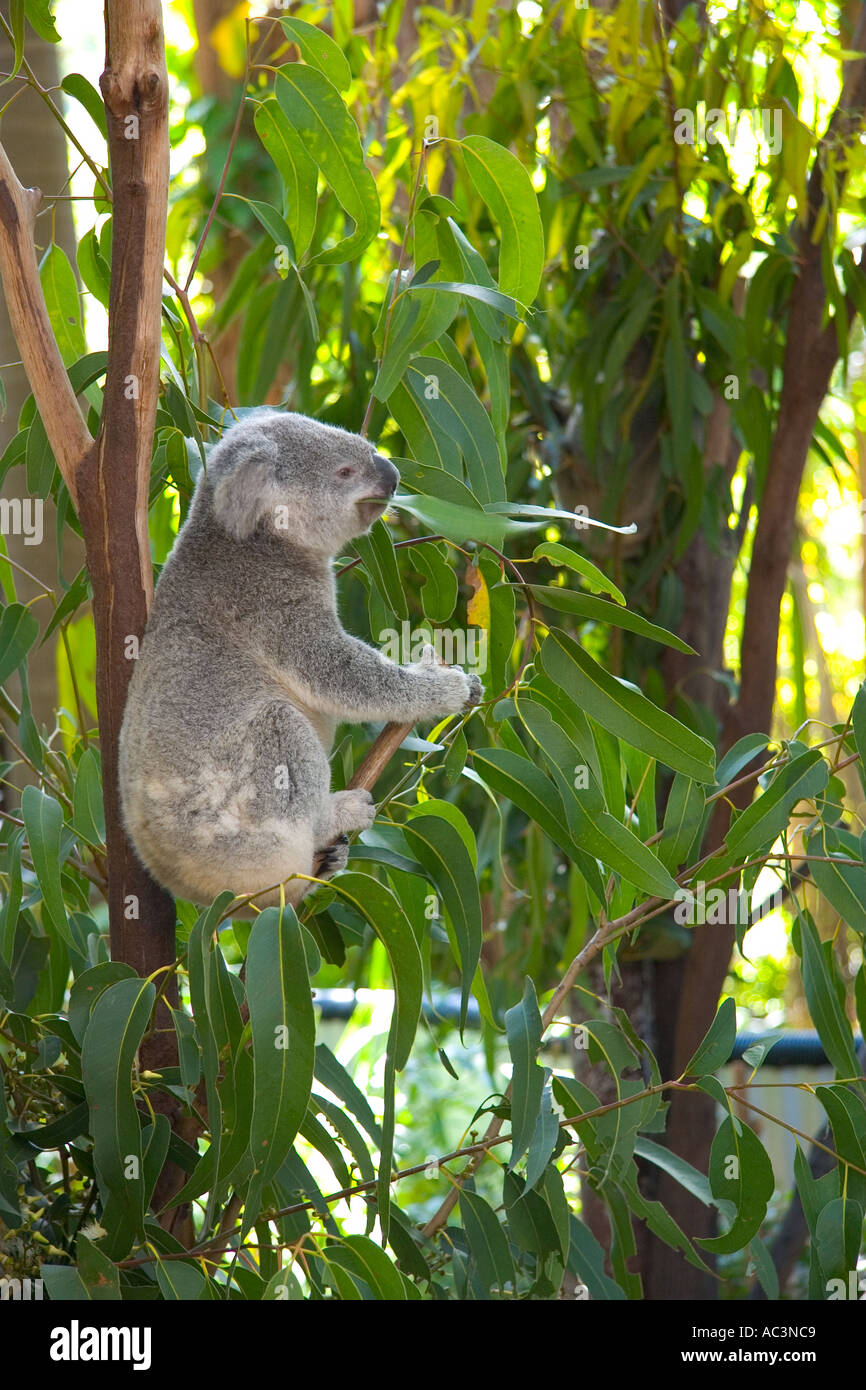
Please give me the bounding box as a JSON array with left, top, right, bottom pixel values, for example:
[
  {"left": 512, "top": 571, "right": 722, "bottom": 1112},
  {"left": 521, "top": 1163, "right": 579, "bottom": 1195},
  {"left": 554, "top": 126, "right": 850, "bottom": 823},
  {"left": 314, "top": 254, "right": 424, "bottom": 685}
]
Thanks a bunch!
[{"left": 204, "top": 410, "right": 400, "bottom": 554}]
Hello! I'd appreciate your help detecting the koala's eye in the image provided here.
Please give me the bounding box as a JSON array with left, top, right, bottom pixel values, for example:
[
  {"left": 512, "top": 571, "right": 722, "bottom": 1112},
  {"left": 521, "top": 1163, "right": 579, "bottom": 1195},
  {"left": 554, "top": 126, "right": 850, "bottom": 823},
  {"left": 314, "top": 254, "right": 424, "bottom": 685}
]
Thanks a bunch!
[{"left": 337, "top": 465, "right": 355, "bottom": 479}]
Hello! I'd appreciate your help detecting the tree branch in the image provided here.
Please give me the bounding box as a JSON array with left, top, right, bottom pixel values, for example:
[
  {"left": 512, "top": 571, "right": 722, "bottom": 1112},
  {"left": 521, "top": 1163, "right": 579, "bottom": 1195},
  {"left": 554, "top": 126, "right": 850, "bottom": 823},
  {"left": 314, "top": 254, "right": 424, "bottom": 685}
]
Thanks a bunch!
[
  {"left": 73, "top": 4, "right": 179, "bottom": 1204},
  {"left": 726, "top": 18, "right": 866, "bottom": 751},
  {"left": 0, "top": 143, "right": 91, "bottom": 503}
]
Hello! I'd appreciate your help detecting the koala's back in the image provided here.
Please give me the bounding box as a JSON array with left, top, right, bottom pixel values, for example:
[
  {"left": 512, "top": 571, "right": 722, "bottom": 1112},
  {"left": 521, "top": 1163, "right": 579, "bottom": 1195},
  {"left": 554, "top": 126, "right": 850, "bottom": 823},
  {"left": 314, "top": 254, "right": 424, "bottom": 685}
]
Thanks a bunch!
[{"left": 118, "top": 500, "right": 333, "bottom": 901}]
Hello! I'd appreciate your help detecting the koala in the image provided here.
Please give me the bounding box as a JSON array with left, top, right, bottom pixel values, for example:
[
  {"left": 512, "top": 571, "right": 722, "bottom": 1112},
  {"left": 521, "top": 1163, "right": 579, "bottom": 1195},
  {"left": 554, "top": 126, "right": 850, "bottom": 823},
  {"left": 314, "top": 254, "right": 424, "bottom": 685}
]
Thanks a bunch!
[{"left": 118, "top": 410, "right": 483, "bottom": 909}]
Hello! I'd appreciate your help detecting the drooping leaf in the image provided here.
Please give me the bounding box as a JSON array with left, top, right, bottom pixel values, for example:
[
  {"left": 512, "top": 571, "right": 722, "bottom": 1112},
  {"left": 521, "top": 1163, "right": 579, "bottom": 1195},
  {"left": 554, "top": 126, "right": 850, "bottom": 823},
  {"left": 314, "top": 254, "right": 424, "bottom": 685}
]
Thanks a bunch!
[
  {"left": 277, "top": 16, "right": 352, "bottom": 89},
  {"left": 275, "top": 65, "right": 380, "bottom": 264},
  {"left": 21, "top": 785, "right": 72, "bottom": 947},
  {"left": 403, "top": 809, "right": 481, "bottom": 1033},
  {"left": 697, "top": 1116, "right": 776, "bottom": 1255},
  {"left": 253, "top": 99, "right": 318, "bottom": 261},
  {"left": 80, "top": 977, "right": 156, "bottom": 1260},
  {"left": 540, "top": 630, "right": 716, "bottom": 783},
  {"left": 461, "top": 135, "right": 544, "bottom": 307},
  {"left": 505, "top": 978, "right": 546, "bottom": 1169},
  {"left": 684, "top": 997, "right": 736, "bottom": 1077},
  {"left": 247, "top": 904, "right": 315, "bottom": 1185},
  {"left": 725, "top": 751, "right": 828, "bottom": 860},
  {"left": 0, "top": 603, "right": 39, "bottom": 685}
]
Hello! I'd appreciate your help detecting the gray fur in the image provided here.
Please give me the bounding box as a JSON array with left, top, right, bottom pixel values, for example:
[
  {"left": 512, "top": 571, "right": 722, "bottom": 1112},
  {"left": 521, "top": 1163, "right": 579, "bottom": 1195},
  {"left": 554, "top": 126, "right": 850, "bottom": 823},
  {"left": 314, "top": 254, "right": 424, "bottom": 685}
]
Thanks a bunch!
[{"left": 118, "top": 410, "right": 483, "bottom": 907}]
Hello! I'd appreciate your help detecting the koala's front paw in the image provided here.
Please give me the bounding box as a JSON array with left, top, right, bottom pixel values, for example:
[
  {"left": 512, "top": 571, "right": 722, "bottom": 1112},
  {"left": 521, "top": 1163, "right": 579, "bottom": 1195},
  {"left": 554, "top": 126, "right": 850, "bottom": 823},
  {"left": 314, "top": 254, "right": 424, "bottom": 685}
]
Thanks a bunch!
[
  {"left": 462, "top": 670, "right": 484, "bottom": 711},
  {"left": 429, "top": 662, "right": 484, "bottom": 715},
  {"left": 329, "top": 787, "right": 376, "bottom": 836}
]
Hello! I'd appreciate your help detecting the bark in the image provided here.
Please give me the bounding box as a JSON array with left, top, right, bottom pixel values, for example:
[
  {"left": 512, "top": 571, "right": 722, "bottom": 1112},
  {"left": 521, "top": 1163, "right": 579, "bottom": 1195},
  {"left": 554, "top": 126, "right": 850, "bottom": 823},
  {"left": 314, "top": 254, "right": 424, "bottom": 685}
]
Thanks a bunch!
[
  {"left": 77, "top": 0, "right": 179, "bottom": 1099},
  {"left": 0, "top": 28, "right": 86, "bottom": 799},
  {"left": 0, "top": 152, "right": 90, "bottom": 500}
]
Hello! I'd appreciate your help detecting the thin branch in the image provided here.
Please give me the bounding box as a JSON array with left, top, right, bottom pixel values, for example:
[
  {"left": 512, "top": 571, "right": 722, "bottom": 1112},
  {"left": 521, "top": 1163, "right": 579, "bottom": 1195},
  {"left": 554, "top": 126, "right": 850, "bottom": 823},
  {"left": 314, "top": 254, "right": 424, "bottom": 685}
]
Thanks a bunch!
[{"left": 0, "top": 144, "right": 92, "bottom": 503}]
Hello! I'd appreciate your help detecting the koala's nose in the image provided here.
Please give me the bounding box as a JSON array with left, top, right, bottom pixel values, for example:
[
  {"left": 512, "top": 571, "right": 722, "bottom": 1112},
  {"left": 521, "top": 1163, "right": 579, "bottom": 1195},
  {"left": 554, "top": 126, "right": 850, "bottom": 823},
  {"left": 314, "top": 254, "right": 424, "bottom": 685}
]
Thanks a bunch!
[{"left": 375, "top": 455, "right": 400, "bottom": 496}]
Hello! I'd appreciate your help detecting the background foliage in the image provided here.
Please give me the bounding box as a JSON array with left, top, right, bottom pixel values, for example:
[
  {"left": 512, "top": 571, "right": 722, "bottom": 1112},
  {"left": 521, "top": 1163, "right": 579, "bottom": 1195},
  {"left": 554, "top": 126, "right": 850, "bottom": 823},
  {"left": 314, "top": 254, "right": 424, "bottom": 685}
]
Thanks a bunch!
[{"left": 1, "top": 0, "right": 866, "bottom": 1301}]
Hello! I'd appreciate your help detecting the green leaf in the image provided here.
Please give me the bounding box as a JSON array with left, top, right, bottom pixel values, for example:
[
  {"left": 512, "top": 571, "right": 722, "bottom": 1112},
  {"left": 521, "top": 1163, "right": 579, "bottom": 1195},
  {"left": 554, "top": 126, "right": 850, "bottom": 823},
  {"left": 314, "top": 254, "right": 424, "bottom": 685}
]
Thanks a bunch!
[
  {"left": 634, "top": 1137, "right": 716, "bottom": 1208},
  {"left": 247, "top": 904, "right": 315, "bottom": 1185},
  {"left": 388, "top": 384, "right": 462, "bottom": 475},
  {"left": 21, "top": 785, "right": 71, "bottom": 947},
  {"left": 81, "top": 977, "right": 155, "bottom": 1260},
  {"left": 799, "top": 906, "right": 861, "bottom": 1077},
  {"left": 714, "top": 733, "right": 770, "bottom": 789},
  {"left": 532, "top": 541, "right": 625, "bottom": 602},
  {"left": 684, "top": 997, "right": 736, "bottom": 1077},
  {"left": 524, "top": 1081, "right": 560, "bottom": 1192},
  {"left": 659, "top": 774, "right": 705, "bottom": 871},
  {"left": 505, "top": 977, "right": 546, "bottom": 1169},
  {"left": 253, "top": 99, "right": 318, "bottom": 261},
  {"left": 39, "top": 245, "right": 86, "bottom": 365},
  {"left": 404, "top": 280, "right": 522, "bottom": 319},
  {"left": 807, "top": 831, "right": 866, "bottom": 936},
  {"left": 814, "top": 1196, "right": 864, "bottom": 1285},
  {"left": 228, "top": 194, "right": 296, "bottom": 269},
  {"left": 7, "top": 0, "right": 24, "bottom": 80},
  {"left": 391, "top": 494, "right": 537, "bottom": 548},
  {"left": 277, "top": 16, "right": 352, "bottom": 89},
  {"left": 41, "top": 1266, "right": 91, "bottom": 1300},
  {"left": 459, "top": 1188, "right": 515, "bottom": 1297},
  {"left": 401, "top": 357, "right": 505, "bottom": 503},
  {"left": 77, "top": 1234, "right": 121, "bottom": 1300},
  {"left": 852, "top": 681, "right": 866, "bottom": 796},
  {"left": 373, "top": 287, "right": 458, "bottom": 400},
  {"left": 72, "top": 747, "right": 105, "bottom": 847},
  {"left": 814, "top": 1084, "right": 866, "bottom": 1206},
  {"left": 527, "top": 587, "right": 695, "bottom": 653},
  {"left": 567, "top": 1214, "right": 628, "bottom": 1299},
  {"left": 461, "top": 135, "right": 544, "bottom": 306},
  {"left": 403, "top": 811, "right": 481, "bottom": 1034},
  {"left": 724, "top": 751, "right": 828, "bottom": 860},
  {"left": 515, "top": 698, "right": 680, "bottom": 900},
  {"left": 0, "top": 602, "right": 39, "bottom": 684},
  {"left": 471, "top": 746, "right": 605, "bottom": 900},
  {"left": 327, "top": 1234, "right": 406, "bottom": 1299},
  {"left": 330, "top": 874, "right": 422, "bottom": 1070},
  {"left": 275, "top": 66, "right": 379, "bottom": 264},
  {"left": 314, "top": 1042, "right": 382, "bottom": 1144},
  {"left": 503, "top": 1169, "right": 566, "bottom": 1263},
  {"left": 25, "top": 412, "right": 55, "bottom": 497},
  {"left": 68, "top": 961, "right": 137, "bottom": 1045},
  {"left": 407, "top": 542, "right": 458, "bottom": 623},
  {"left": 156, "top": 1258, "right": 208, "bottom": 1301},
  {"left": 540, "top": 630, "right": 716, "bottom": 783},
  {"left": 697, "top": 1116, "right": 775, "bottom": 1255},
  {"left": 60, "top": 73, "right": 107, "bottom": 138},
  {"left": 23, "top": 0, "right": 60, "bottom": 43},
  {"left": 620, "top": 1166, "right": 715, "bottom": 1275},
  {"left": 352, "top": 518, "right": 408, "bottom": 620},
  {"left": 77, "top": 228, "right": 111, "bottom": 309},
  {"left": 749, "top": 1234, "right": 780, "bottom": 1300}
]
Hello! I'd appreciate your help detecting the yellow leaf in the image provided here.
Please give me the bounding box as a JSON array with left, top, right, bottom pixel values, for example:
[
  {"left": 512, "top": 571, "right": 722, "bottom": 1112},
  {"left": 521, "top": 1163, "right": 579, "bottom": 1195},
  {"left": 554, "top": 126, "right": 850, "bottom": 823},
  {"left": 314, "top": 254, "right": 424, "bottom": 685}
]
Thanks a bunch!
[
  {"left": 466, "top": 562, "right": 490, "bottom": 630},
  {"left": 210, "top": 3, "right": 249, "bottom": 80}
]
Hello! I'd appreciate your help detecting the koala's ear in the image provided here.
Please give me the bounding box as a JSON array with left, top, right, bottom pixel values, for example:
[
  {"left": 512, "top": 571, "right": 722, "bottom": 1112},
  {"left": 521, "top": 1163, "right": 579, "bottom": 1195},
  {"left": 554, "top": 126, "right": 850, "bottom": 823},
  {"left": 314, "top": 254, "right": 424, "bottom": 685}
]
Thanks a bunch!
[{"left": 211, "top": 444, "right": 279, "bottom": 541}]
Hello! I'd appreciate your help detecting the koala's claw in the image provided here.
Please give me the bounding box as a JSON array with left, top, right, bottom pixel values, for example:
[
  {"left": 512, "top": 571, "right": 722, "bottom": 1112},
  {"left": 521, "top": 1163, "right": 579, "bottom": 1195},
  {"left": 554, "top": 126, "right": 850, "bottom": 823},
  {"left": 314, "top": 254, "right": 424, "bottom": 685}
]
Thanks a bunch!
[{"left": 316, "top": 836, "right": 350, "bottom": 879}]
